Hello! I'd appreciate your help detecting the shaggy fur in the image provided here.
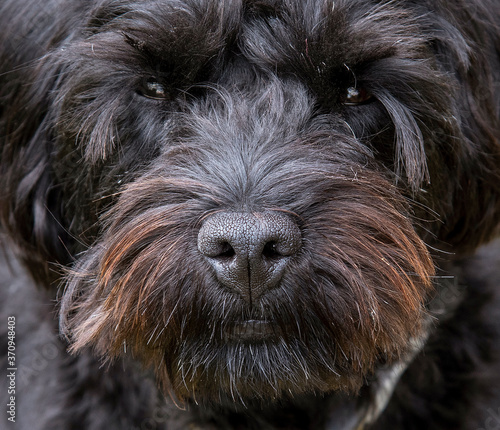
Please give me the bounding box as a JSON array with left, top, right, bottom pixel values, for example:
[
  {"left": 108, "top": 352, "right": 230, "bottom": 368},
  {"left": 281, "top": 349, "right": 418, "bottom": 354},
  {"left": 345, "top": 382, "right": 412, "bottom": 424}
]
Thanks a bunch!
[{"left": 0, "top": 0, "right": 499, "bottom": 428}]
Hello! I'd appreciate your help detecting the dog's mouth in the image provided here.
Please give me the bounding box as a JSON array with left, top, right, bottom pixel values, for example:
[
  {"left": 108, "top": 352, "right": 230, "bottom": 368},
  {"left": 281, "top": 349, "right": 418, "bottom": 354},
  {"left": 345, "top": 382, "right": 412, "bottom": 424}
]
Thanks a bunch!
[{"left": 226, "top": 319, "right": 282, "bottom": 342}]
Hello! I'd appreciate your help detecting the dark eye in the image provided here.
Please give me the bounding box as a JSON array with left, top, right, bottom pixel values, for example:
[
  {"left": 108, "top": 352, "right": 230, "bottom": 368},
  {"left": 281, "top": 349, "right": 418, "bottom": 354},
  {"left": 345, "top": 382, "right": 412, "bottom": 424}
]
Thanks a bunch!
[
  {"left": 342, "top": 87, "right": 373, "bottom": 106},
  {"left": 139, "top": 78, "right": 169, "bottom": 100}
]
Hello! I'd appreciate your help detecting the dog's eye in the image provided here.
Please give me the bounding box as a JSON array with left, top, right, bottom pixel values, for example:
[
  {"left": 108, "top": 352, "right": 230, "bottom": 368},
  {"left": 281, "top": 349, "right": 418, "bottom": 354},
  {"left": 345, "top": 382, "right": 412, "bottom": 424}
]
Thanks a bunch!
[
  {"left": 342, "top": 87, "right": 373, "bottom": 106},
  {"left": 139, "top": 78, "right": 169, "bottom": 100}
]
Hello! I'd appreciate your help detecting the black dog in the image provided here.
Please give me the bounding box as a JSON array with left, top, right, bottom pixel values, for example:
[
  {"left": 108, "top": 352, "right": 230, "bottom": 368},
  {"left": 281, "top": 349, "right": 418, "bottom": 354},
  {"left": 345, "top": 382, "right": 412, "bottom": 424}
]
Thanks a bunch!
[{"left": 1, "top": 0, "right": 500, "bottom": 428}]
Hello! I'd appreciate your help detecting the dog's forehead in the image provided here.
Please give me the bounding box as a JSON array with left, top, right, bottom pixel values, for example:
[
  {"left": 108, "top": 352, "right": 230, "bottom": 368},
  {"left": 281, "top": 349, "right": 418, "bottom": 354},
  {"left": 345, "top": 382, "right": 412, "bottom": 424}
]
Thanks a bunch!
[{"left": 92, "top": 0, "right": 424, "bottom": 70}]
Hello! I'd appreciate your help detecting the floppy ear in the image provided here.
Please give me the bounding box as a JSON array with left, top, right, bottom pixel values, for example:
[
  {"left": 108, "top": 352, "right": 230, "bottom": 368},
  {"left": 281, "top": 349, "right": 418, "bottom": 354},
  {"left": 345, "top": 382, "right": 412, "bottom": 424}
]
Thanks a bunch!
[
  {"left": 427, "top": 9, "right": 500, "bottom": 254},
  {"left": 0, "top": 53, "right": 71, "bottom": 285}
]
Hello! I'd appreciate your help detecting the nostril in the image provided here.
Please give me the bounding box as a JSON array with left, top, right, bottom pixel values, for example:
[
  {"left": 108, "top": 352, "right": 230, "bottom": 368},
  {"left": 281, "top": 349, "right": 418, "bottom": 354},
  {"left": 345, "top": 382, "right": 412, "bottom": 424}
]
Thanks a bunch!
[
  {"left": 262, "top": 241, "right": 280, "bottom": 259},
  {"left": 198, "top": 237, "right": 236, "bottom": 260},
  {"left": 216, "top": 242, "right": 236, "bottom": 259}
]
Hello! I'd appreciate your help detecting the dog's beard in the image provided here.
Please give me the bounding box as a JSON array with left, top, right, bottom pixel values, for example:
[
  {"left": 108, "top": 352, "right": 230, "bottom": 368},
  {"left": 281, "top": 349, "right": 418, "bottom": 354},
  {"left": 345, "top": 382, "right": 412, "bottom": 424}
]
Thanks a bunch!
[{"left": 60, "top": 150, "right": 434, "bottom": 403}]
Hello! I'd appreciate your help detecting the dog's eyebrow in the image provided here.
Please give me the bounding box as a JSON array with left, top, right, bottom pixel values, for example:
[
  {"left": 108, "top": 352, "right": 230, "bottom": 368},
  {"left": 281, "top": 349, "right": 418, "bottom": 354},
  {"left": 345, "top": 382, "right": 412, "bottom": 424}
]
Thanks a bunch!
[
  {"left": 120, "top": 31, "right": 175, "bottom": 66},
  {"left": 122, "top": 32, "right": 148, "bottom": 53},
  {"left": 121, "top": 31, "right": 154, "bottom": 55}
]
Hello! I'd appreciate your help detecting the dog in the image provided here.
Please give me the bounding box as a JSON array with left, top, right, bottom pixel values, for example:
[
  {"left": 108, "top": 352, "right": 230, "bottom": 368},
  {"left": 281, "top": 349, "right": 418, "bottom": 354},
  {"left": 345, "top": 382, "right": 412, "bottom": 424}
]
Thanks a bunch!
[{"left": 1, "top": 0, "right": 500, "bottom": 428}]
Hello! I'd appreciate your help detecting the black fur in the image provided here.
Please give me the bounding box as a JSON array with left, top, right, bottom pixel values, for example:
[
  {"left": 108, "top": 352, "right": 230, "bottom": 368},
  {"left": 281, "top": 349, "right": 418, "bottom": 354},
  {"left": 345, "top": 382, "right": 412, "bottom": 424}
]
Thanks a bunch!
[{"left": 1, "top": 0, "right": 499, "bottom": 429}]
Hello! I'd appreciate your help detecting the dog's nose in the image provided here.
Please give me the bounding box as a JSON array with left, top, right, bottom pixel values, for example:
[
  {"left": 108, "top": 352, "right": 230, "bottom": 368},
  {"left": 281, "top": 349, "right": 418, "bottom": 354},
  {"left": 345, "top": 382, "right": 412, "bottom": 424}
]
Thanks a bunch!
[{"left": 198, "top": 212, "right": 301, "bottom": 303}]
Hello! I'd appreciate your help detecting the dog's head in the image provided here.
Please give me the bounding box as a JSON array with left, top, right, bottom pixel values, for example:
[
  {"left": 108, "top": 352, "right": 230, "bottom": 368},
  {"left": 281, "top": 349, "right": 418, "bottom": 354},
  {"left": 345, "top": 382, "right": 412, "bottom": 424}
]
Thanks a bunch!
[{"left": 1, "top": 0, "right": 499, "bottom": 412}]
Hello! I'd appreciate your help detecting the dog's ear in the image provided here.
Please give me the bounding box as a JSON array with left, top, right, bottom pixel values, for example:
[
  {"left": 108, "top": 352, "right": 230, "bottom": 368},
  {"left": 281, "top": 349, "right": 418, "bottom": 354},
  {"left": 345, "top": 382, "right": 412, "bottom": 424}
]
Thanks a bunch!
[
  {"left": 0, "top": 54, "right": 71, "bottom": 285},
  {"left": 428, "top": 12, "right": 500, "bottom": 254}
]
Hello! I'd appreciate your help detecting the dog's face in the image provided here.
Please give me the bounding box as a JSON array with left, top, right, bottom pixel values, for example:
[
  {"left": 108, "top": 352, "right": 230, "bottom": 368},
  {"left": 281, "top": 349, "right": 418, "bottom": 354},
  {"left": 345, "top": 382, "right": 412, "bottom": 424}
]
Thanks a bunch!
[{"left": 2, "top": 0, "right": 500, "bottom": 407}]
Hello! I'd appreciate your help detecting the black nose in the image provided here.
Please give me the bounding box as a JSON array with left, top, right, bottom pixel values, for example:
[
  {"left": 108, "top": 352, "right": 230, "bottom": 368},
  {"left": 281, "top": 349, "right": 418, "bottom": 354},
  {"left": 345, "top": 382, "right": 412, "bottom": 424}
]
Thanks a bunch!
[{"left": 198, "top": 212, "right": 302, "bottom": 303}]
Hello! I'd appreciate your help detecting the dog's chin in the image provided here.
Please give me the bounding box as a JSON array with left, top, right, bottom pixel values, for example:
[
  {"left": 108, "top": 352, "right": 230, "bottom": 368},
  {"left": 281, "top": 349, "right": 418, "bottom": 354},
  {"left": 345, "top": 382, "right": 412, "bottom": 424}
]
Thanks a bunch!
[
  {"left": 167, "top": 335, "right": 363, "bottom": 405},
  {"left": 224, "top": 319, "right": 284, "bottom": 342},
  {"left": 164, "top": 312, "right": 430, "bottom": 406},
  {"left": 168, "top": 315, "right": 431, "bottom": 430}
]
